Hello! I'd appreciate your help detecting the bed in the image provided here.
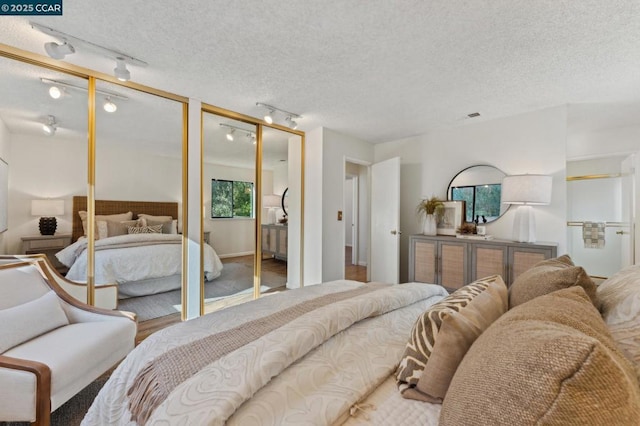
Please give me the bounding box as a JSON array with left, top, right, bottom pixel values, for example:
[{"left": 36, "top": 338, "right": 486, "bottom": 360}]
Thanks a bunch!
[
  {"left": 82, "top": 256, "right": 640, "bottom": 425},
  {"left": 57, "top": 196, "right": 223, "bottom": 298}
]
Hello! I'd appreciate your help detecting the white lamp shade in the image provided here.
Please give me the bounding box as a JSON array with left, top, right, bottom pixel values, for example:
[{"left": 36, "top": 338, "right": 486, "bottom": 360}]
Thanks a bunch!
[
  {"left": 31, "top": 199, "right": 65, "bottom": 216},
  {"left": 501, "top": 175, "right": 552, "bottom": 205},
  {"left": 263, "top": 194, "right": 281, "bottom": 208}
]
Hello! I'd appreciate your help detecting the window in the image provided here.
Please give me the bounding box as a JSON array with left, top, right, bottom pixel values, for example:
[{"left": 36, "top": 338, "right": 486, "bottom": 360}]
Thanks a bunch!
[
  {"left": 211, "top": 179, "right": 254, "bottom": 218},
  {"left": 452, "top": 184, "right": 501, "bottom": 223}
]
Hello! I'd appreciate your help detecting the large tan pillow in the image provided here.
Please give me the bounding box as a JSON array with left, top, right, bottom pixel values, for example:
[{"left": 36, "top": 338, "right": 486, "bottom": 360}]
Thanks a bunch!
[
  {"left": 396, "top": 275, "right": 507, "bottom": 403},
  {"left": 440, "top": 286, "right": 640, "bottom": 425},
  {"left": 78, "top": 211, "right": 133, "bottom": 239},
  {"left": 597, "top": 264, "right": 640, "bottom": 376},
  {"left": 508, "top": 254, "right": 598, "bottom": 309}
]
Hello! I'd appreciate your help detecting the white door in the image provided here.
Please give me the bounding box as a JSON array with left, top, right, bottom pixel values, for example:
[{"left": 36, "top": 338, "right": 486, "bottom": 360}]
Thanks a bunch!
[
  {"left": 351, "top": 176, "right": 359, "bottom": 265},
  {"left": 621, "top": 154, "right": 635, "bottom": 269},
  {"left": 370, "top": 157, "right": 401, "bottom": 284}
]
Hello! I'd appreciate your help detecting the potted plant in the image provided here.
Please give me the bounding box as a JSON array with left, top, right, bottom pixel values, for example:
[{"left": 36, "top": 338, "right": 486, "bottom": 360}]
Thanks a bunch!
[{"left": 417, "top": 196, "right": 444, "bottom": 235}]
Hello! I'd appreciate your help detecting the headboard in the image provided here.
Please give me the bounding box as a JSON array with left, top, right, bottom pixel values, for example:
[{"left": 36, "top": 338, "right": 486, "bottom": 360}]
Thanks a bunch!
[{"left": 72, "top": 196, "right": 179, "bottom": 242}]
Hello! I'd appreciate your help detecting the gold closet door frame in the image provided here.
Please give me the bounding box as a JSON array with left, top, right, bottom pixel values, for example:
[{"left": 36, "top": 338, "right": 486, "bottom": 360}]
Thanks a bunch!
[{"left": 201, "top": 103, "right": 305, "bottom": 316}]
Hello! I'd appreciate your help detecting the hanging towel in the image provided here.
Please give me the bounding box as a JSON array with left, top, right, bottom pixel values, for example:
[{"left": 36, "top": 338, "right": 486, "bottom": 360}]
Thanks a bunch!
[{"left": 582, "top": 221, "right": 606, "bottom": 249}]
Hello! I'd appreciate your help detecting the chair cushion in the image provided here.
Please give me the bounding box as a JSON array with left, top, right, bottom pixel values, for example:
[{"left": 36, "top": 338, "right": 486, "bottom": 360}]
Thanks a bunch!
[
  {"left": 0, "top": 291, "right": 69, "bottom": 353},
  {"left": 0, "top": 264, "right": 51, "bottom": 309},
  {"left": 440, "top": 286, "right": 640, "bottom": 425},
  {"left": 4, "top": 320, "right": 136, "bottom": 409},
  {"left": 508, "top": 254, "right": 598, "bottom": 309},
  {"left": 396, "top": 275, "right": 507, "bottom": 403}
]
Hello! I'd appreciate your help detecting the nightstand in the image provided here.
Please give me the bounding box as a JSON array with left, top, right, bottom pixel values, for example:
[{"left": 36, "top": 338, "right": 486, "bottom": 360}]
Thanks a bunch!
[{"left": 21, "top": 233, "right": 72, "bottom": 274}]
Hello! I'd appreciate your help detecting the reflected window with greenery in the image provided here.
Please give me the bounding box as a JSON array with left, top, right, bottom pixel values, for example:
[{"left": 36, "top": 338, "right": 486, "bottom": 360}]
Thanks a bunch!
[
  {"left": 452, "top": 184, "right": 501, "bottom": 223},
  {"left": 211, "top": 179, "right": 254, "bottom": 218}
]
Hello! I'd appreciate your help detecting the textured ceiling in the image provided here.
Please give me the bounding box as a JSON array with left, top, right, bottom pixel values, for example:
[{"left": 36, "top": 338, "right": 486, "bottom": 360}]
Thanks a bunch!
[{"left": 1, "top": 1, "right": 640, "bottom": 144}]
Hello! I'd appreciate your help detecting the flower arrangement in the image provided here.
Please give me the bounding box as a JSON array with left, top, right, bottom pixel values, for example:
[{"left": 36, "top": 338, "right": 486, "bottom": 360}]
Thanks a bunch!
[
  {"left": 417, "top": 196, "right": 444, "bottom": 216},
  {"left": 457, "top": 222, "right": 477, "bottom": 235}
]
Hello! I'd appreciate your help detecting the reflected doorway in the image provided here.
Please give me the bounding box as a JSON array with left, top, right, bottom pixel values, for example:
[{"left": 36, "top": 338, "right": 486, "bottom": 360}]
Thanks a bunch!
[{"left": 345, "top": 161, "right": 369, "bottom": 282}]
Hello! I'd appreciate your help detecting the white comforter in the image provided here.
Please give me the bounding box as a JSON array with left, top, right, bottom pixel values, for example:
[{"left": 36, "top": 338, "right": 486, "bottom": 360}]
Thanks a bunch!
[
  {"left": 82, "top": 280, "right": 448, "bottom": 425},
  {"left": 56, "top": 234, "right": 223, "bottom": 286}
]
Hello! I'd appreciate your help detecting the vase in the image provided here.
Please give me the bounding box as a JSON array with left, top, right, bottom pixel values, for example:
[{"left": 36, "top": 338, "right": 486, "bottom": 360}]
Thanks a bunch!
[{"left": 423, "top": 214, "right": 437, "bottom": 236}]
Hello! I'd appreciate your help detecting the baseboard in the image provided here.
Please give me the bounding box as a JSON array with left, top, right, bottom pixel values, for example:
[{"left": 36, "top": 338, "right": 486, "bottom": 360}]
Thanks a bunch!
[
  {"left": 218, "top": 251, "right": 255, "bottom": 259},
  {"left": 357, "top": 261, "right": 368, "bottom": 267}
]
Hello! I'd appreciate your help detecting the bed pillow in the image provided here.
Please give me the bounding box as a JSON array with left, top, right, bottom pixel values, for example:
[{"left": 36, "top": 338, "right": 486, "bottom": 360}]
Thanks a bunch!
[
  {"left": 106, "top": 219, "right": 141, "bottom": 237},
  {"left": 127, "top": 224, "right": 163, "bottom": 234},
  {"left": 137, "top": 213, "right": 173, "bottom": 222},
  {"left": 508, "top": 254, "right": 598, "bottom": 309},
  {"left": 440, "top": 286, "right": 640, "bottom": 425},
  {"left": 396, "top": 275, "right": 507, "bottom": 403},
  {"left": 140, "top": 217, "right": 174, "bottom": 234},
  {"left": 0, "top": 291, "right": 69, "bottom": 353},
  {"left": 597, "top": 264, "right": 640, "bottom": 375},
  {"left": 78, "top": 211, "right": 133, "bottom": 239}
]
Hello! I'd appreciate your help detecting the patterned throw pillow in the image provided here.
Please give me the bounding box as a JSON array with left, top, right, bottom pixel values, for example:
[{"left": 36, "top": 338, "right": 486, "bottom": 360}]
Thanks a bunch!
[
  {"left": 396, "top": 275, "right": 507, "bottom": 402},
  {"left": 127, "top": 224, "right": 163, "bottom": 234}
]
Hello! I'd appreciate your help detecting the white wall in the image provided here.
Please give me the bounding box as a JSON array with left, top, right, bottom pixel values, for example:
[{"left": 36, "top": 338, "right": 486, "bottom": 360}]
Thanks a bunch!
[
  {"left": 0, "top": 118, "right": 10, "bottom": 254},
  {"left": 303, "top": 127, "right": 323, "bottom": 285},
  {"left": 375, "top": 106, "right": 569, "bottom": 282}
]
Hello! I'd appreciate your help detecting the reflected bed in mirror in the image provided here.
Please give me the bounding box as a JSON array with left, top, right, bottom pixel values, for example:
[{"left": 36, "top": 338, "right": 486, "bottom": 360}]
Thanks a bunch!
[{"left": 447, "top": 165, "right": 509, "bottom": 224}]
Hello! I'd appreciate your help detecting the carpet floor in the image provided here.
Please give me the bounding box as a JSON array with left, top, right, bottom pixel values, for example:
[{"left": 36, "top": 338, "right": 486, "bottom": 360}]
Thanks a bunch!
[{"left": 117, "top": 261, "right": 286, "bottom": 321}]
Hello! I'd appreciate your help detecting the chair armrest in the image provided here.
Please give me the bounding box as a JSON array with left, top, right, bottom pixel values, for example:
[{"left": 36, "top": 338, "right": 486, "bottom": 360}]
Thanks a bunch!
[{"left": 0, "top": 355, "right": 51, "bottom": 425}]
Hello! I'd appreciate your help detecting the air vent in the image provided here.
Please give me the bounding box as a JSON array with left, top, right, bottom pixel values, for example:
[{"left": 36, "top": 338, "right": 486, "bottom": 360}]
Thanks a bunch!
[{"left": 467, "top": 112, "right": 481, "bottom": 118}]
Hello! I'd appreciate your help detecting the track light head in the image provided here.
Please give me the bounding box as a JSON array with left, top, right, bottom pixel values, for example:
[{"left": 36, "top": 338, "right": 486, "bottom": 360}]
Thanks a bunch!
[
  {"left": 48, "top": 85, "right": 62, "bottom": 99},
  {"left": 264, "top": 109, "right": 275, "bottom": 124},
  {"left": 103, "top": 97, "right": 117, "bottom": 113},
  {"left": 42, "top": 115, "right": 57, "bottom": 136},
  {"left": 226, "top": 129, "right": 235, "bottom": 141},
  {"left": 114, "top": 58, "right": 131, "bottom": 81},
  {"left": 44, "top": 41, "right": 75, "bottom": 59},
  {"left": 285, "top": 115, "right": 298, "bottom": 130}
]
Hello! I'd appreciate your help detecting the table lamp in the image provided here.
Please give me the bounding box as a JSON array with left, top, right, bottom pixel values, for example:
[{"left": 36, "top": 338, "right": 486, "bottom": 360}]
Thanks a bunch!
[
  {"left": 263, "top": 194, "right": 281, "bottom": 225},
  {"left": 501, "top": 175, "right": 552, "bottom": 243}
]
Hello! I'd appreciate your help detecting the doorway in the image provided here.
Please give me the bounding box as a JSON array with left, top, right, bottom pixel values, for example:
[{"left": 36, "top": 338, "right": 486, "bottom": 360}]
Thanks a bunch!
[
  {"left": 566, "top": 154, "right": 636, "bottom": 278},
  {"left": 345, "top": 161, "right": 369, "bottom": 282}
]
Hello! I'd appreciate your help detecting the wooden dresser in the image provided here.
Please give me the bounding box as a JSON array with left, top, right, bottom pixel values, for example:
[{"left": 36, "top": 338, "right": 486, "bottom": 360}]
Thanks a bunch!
[{"left": 408, "top": 234, "right": 557, "bottom": 291}]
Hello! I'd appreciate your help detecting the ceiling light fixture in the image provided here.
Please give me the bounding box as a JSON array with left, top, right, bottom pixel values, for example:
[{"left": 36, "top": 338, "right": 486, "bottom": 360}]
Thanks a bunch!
[
  {"left": 256, "top": 102, "right": 302, "bottom": 128},
  {"left": 48, "top": 85, "right": 62, "bottom": 99},
  {"left": 44, "top": 41, "right": 75, "bottom": 59},
  {"left": 31, "top": 22, "right": 147, "bottom": 81},
  {"left": 103, "top": 97, "right": 117, "bottom": 113},
  {"left": 42, "top": 115, "right": 57, "bottom": 136},
  {"left": 220, "top": 123, "right": 255, "bottom": 143},
  {"left": 113, "top": 58, "right": 131, "bottom": 82},
  {"left": 40, "top": 78, "right": 129, "bottom": 105}
]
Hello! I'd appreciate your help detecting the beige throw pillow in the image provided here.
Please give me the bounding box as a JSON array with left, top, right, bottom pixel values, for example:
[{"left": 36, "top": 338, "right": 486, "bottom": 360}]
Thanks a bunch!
[
  {"left": 78, "top": 211, "right": 133, "bottom": 239},
  {"left": 508, "top": 254, "right": 598, "bottom": 309},
  {"left": 440, "top": 287, "right": 640, "bottom": 425},
  {"left": 396, "top": 275, "right": 507, "bottom": 403},
  {"left": 106, "top": 219, "right": 140, "bottom": 237},
  {"left": 597, "top": 264, "right": 640, "bottom": 376},
  {"left": 127, "top": 224, "right": 162, "bottom": 234}
]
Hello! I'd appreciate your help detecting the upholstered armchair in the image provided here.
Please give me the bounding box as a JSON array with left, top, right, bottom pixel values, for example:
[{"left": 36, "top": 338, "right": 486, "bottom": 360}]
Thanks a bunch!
[
  {"left": 0, "top": 261, "right": 136, "bottom": 425},
  {"left": 0, "top": 254, "right": 118, "bottom": 309}
]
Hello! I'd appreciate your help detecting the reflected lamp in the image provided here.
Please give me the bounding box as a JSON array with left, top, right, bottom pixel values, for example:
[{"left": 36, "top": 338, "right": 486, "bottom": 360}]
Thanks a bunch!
[{"left": 31, "top": 199, "right": 65, "bottom": 235}]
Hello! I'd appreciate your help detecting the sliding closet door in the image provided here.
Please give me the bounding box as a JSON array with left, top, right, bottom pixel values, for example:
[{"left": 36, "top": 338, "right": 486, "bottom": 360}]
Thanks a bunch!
[
  {"left": 94, "top": 81, "right": 184, "bottom": 320},
  {"left": 0, "top": 56, "right": 87, "bottom": 263}
]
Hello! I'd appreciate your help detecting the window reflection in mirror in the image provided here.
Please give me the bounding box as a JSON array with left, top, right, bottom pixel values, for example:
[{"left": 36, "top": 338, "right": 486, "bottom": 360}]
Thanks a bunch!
[
  {"left": 94, "top": 81, "right": 184, "bottom": 321},
  {"left": 448, "top": 165, "right": 509, "bottom": 224},
  {"left": 0, "top": 56, "right": 87, "bottom": 267}
]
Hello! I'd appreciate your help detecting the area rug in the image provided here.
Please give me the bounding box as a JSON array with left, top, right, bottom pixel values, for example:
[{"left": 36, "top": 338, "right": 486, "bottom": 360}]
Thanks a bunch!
[{"left": 117, "top": 262, "right": 285, "bottom": 321}]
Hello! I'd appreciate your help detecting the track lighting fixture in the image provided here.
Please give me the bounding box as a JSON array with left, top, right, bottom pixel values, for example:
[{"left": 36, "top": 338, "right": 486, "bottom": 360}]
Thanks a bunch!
[
  {"left": 256, "top": 103, "right": 302, "bottom": 128},
  {"left": 113, "top": 58, "right": 131, "bottom": 82},
  {"left": 44, "top": 41, "right": 75, "bottom": 60},
  {"left": 40, "top": 78, "right": 128, "bottom": 109},
  {"left": 285, "top": 115, "right": 298, "bottom": 130},
  {"left": 42, "top": 115, "right": 57, "bottom": 136},
  {"left": 103, "top": 97, "right": 117, "bottom": 113},
  {"left": 31, "top": 22, "right": 147, "bottom": 81},
  {"left": 48, "top": 85, "right": 63, "bottom": 99},
  {"left": 220, "top": 123, "right": 256, "bottom": 143}
]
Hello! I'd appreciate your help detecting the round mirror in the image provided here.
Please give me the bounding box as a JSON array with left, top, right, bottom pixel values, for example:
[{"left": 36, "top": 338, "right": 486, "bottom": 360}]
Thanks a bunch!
[
  {"left": 281, "top": 187, "right": 288, "bottom": 216},
  {"left": 447, "top": 165, "right": 509, "bottom": 224}
]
